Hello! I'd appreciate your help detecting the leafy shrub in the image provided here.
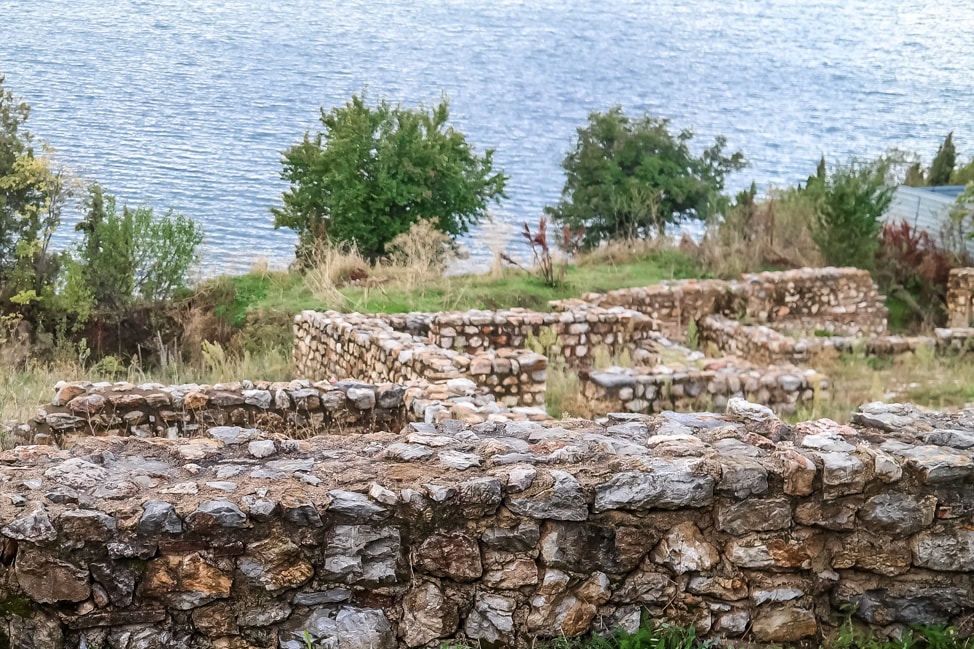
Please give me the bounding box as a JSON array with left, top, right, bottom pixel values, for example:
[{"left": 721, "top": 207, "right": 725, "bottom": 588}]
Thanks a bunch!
[
  {"left": 273, "top": 93, "right": 507, "bottom": 262},
  {"left": 811, "top": 156, "right": 896, "bottom": 270},
  {"left": 546, "top": 106, "right": 745, "bottom": 249},
  {"left": 874, "top": 220, "right": 967, "bottom": 330}
]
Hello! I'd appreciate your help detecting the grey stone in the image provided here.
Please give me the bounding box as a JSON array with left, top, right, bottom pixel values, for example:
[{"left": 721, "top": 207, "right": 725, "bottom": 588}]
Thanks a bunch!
[
  {"left": 90, "top": 561, "right": 137, "bottom": 607},
  {"left": 465, "top": 593, "right": 516, "bottom": 645},
  {"left": 237, "top": 600, "right": 292, "bottom": 627},
  {"left": 43, "top": 458, "right": 108, "bottom": 490},
  {"left": 507, "top": 470, "right": 589, "bottom": 521},
  {"left": 716, "top": 497, "right": 792, "bottom": 535},
  {"left": 292, "top": 589, "right": 352, "bottom": 606},
  {"left": 188, "top": 499, "right": 249, "bottom": 529},
  {"left": 881, "top": 442, "right": 974, "bottom": 484},
  {"left": 248, "top": 440, "right": 276, "bottom": 458},
  {"left": 801, "top": 432, "right": 856, "bottom": 453},
  {"left": 593, "top": 463, "right": 714, "bottom": 512},
  {"left": 296, "top": 607, "right": 396, "bottom": 649},
  {"left": 458, "top": 477, "right": 503, "bottom": 517},
  {"left": 506, "top": 465, "right": 537, "bottom": 492},
  {"left": 346, "top": 387, "right": 377, "bottom": 410},
  {"left": 818, "top": 451, "right": 866, "bottom": 498},
  {"left": 912, "top": 529, "right": 974, "bottom": 571},
  {"left": 138, "top": 500, "right": 183, "bottom": 535},
  {"left": 482, "top": 520, "right": 541, "bottom": 552},
  {"left": 725, "top": 397, "right": 776, "bottom": 422},
  {"left": 2, "top": 506, "right": 57, "bottom": 542},
  {"left": 204, "top": 481, "right": 237, "bottom": 492},
  {"left": 265, "top": 458, "right": 315, "bottom": 473},
  {"left": 438, "top": 450, "right": 482, "bottom": 470},
  {"left": 207, "top": 426, "right": 259, "bottom": 445},
  {"left": 241, "top": 389, "right": 272, "bottom": 409},
  {"left": 922, "top": 428, "right": 974, "bottom": 449},
  {"left": 327, "top": 490, "right": 389, "bottom": 521},
  {"left": 382, "top": 443, "right": 435, "bottom": 462},
  {"left": 859, "top": 493, "right": 937, "bottom": 536},
  {"left": 321, "top": 525, "right": 400, "bottom": 585},
  {"left": 716, "top": 456, "right": 769, "bottom": 498}
]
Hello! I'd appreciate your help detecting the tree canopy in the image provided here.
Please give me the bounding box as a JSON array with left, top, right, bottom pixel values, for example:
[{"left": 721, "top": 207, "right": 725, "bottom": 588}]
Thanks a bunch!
[
  {"left": 545, "top": 107, "right": 746, "bottom": 249},
  {"left": 273, "top": 94, "right": 507, "bottom": 262}
]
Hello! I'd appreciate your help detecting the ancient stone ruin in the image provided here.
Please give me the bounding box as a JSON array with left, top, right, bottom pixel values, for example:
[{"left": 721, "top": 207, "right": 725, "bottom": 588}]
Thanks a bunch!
[
  {"left": 2, "top": 391, "right": 974, "bottom": 647},
  {"left": 2, "top": 266, "right": 974, "bottom": 646}
]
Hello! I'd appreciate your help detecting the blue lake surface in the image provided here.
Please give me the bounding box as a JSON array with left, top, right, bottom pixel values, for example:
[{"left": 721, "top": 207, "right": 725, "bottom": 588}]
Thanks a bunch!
[{"left": 1, "top": 0, "right": 972, "bottom": 275}]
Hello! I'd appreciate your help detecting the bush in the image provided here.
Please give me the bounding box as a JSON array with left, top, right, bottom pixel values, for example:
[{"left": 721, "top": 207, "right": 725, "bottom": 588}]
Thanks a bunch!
[
  {"left": 65, "top": 184, "right": 204, "bottom": 318},
  {"left": 546, "top": 107, "right": 745, "bottom": 249},
  {"left": 875, "top": 220, "right": 968, "bottom": 330},
  {"left": 273, "top": 94, "right": 507, "bottom": 262},
  {"left": 810, "top": 156, "right": 896, "bottom": 269}
]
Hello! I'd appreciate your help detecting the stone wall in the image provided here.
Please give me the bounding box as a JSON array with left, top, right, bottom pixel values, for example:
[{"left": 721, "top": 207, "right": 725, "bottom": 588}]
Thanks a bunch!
[
  {"left": 0, "top": 402, "right": 972, "bottom": 647},
  {"left": 293, "top": 311, "right": 547, "bottom": 408},
  {"left": 13, "top": 379, "right": 552, "bottom": 448},
  {"left": 578, "top": 359, "right": 826, "bottom": 415},
  {"left": 568, "top": 267, "right": 887, "bottom": 341},
  {"left": 698, "top": 315, "right": 974, "bottom": 365},
  {"left": 947, "top": 268, "right": 974, "bottom": 328},
  {"left": 429, "top": 304, "right": 659, "bottom": 368}
]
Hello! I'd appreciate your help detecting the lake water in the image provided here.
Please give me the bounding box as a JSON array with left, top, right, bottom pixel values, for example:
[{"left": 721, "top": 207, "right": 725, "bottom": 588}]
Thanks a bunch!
[{"left": 1, "top": 0, "right": 972, "bottom": 275}]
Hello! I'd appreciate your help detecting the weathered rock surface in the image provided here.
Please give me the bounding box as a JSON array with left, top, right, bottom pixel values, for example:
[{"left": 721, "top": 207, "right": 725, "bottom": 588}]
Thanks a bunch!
[{"left": 0, "top": 397, "right": 970, "bottom": 647}]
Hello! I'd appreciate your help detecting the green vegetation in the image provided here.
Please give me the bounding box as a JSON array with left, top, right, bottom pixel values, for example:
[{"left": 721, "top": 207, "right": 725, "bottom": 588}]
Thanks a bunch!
[
  {"left": 546, "top": 107, "right": 746, "bottom": 249},
  {"left": 273, "top": 93, "right": 507, "bottom": 263},
  {"left": 809, "top": 155, "right": 896, "bottom": 270}
]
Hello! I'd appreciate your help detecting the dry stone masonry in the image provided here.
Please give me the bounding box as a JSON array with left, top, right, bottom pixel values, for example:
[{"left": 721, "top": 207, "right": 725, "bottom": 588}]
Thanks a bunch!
[
  {"left": 948, "top": 268, "right": 974, "bottom": 328},
  {"left": 570, "top": 267, "right": 888, "bottom": 342},
  {"left": 0, "top": 400, "right": 972, "bottom": 647}
]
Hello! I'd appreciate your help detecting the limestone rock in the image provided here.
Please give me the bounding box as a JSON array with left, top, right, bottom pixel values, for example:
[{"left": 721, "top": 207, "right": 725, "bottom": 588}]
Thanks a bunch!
[
  {"left": 43, "top": 458, "right": 108, "bottom": 490},
  {"left": 716, "top": 497, "right": 792, "bottom": 535},
  {"left": 482, "top": 520, "right": 540, "bottom": 552},
  {"left": 912, "top": 529, "right": 974, "bottom": 571},
  {"left": 15, "top": 546, "right": 90, "bottom": 603},
  {"left": 2, "top": 506, "right": 57, "bottom": 543},
  {"left": 139, "top": 552, "right": 232, "bottom": 609},
  {"left": 593, "top": 463, "right": 714, "bottom": 512},
  {"left": 465, "top": 593, "right": 516, "bottom": 645},
  {"left": 650, "top": 522, "right": 719, "bottom": 574},
  {"left": 401, "top": 582, "right": 460, "bottom": 647},
  {"left": 751, "top": 607, "right": 817, "bottom": 642},
  {"left": 859, "top": 493, "right": 937, "bottom": 536},
  {"left": 416, "top": 532, "right": 483, "bottom": 581},
  {"left": 507, "top": 470, "right": 589, "bottom": 521},
  {"left": 59, "top": 509, "right": 117, "bottom": 541},
  {"left": 238, "top": 537, "right": 314, "bottom": 591}
]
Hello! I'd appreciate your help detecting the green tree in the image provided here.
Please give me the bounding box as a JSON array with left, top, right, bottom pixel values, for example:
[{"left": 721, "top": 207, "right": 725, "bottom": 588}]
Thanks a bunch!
[
  {"left": 66, "top": 185, "right": 203, "bottom": 318},
  {"left": 812, "top": 156, "right": 896, "bottom": 269},
  {"left": 273, "top": 94, "right": 507, "bottom": 262},
  {"left": 928, "top": 132, "right": 956, "bottom": 186},
  {"left": 545, "top": 107, "right": 746, "bottom": 249},
  {"left": 0, "top": 77, "right": 71, "bottom": 311}
]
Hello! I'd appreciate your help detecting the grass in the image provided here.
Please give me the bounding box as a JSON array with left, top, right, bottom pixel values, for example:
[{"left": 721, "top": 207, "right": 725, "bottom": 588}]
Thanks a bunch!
[
  {"left": 789, "top": 345, "right": 974, "bottom": 424},
  {"left": 206, "top": 243, "right": 701, "bottom": 319},
  {"left": 533, "top": 620, "right": 972, "bottom": 649}
]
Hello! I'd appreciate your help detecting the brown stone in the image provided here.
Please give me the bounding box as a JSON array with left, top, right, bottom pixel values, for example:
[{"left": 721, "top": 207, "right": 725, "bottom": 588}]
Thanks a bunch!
[
  {"left": 238, "top": 537, "right": 314, "bottom": 591},
  {"left": 751, "top": 607, "right": 817, "bottom": 642},
  {"left": 15, "top": 546, "right": 90, "bottom": 604},
  {"left": 184, "top": 391, "right": 210, "bottom": 409},
  {"left": 416, "top": 533, "right": 483, "bottom": 582},
  {"left": 401, "top": 581, "right": 460, "bottom": 648},
  {"left": 139, "top": 552, "right": 233, "bottom": 610}
]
